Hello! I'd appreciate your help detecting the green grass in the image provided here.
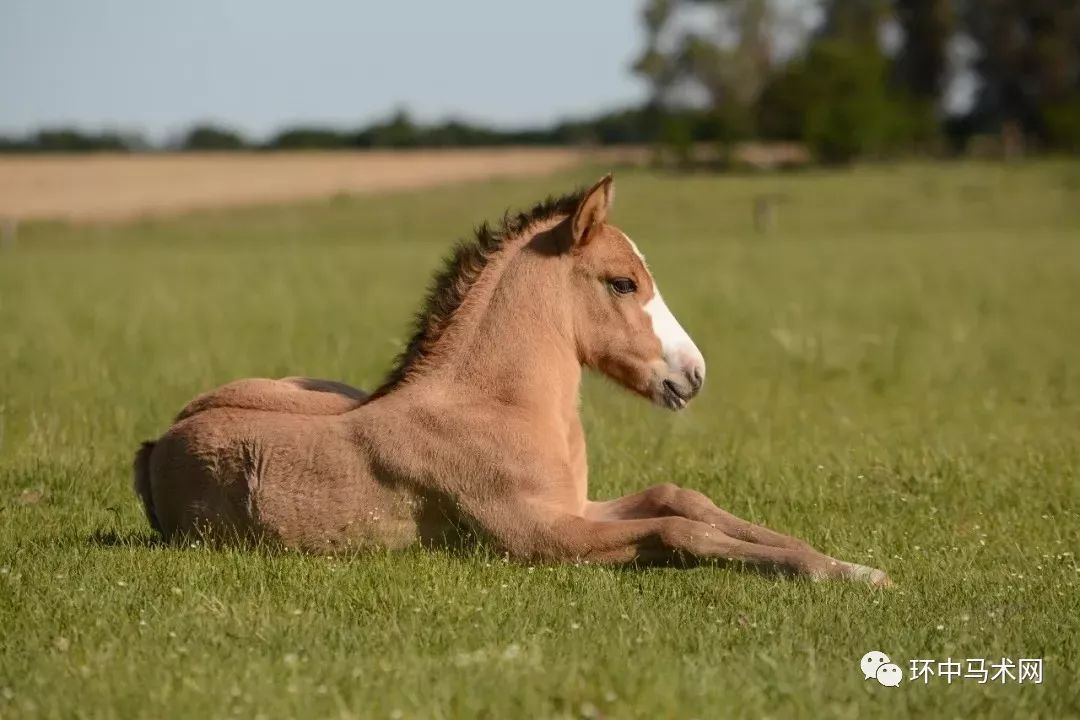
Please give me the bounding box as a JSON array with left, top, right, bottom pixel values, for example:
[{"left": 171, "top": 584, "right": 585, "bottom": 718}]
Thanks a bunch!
[{"left": 2, "top": 161, "right": 1079, "bottom": 719}]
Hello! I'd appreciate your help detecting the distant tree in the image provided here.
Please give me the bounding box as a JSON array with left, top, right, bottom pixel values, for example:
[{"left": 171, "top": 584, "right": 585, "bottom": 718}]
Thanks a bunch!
[
  {"left": 267, "top": 127, "right": 351, "bottom": 150},
  {"left": 1042, "top": 94, "right": 1080, "bottom": 151},
  {"left": 679, "top": 0, "right": 774, "bottom": 113},
  {"left": 632, "top": 0, "right": 787, "bottom": 160},
  {"left": 357, "top": 109, "right": 420, "bottom": 148},
  {"left": 756, "top": 59, "right": 814, "bottom": 141},
  {"left": 821, "top": 0, "right": 891, "bottom": 43},
  {"left": 181, "top": 124, "right": 246, "bottom": 151},
  {"left": 893, "top": 0, "right": 953, "bottom": 101},
  {"left": 960, "top": 0, "right": 1080, "bottom": 148},
  {"left": 0, "top": 135, "right": 28, "bottom": 152},
  {"left": 799, "top": 39, "right": 895, "bottom": 162},
  {"left": 632, "top": 0, "right": 679, "bottom": 145},
  {"left": 32, "top": 128, "right": 131, "bottom": 152}
]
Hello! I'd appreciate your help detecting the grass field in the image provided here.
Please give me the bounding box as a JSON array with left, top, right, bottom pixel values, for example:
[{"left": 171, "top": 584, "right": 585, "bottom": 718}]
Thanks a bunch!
[{"left": 1, "top": 161, "right": 1079, "bottom": 718}]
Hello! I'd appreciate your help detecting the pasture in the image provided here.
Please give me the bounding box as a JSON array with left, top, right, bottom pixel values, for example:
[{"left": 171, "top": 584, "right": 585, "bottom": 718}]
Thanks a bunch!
[{"left": 1, "top": 161, "right": 1078, "bottom": 718}]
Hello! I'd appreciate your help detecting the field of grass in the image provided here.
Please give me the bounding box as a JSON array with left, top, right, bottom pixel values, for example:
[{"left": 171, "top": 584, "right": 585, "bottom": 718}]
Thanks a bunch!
[{"left": 1, "top": 161, "right": 1079, "bottom": 718}]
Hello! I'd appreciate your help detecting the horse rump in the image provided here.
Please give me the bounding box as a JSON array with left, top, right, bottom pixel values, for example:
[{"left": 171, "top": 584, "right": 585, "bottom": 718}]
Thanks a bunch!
[{"left": 132, "top": 440, "right": 161, "bottom": 534}]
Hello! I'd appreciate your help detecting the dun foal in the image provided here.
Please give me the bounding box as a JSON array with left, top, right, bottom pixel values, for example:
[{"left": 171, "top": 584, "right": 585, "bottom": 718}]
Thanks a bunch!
[{"left": 135, "top": 176, "right": 890, "bottom": 585}]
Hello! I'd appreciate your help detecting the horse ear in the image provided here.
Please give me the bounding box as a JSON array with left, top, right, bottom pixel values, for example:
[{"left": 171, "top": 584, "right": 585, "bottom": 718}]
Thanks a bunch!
[{"left": 571, "top": 174, "right": 614, "bottom": 246}]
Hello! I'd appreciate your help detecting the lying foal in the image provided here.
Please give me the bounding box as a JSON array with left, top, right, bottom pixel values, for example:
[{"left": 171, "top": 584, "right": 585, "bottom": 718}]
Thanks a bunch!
[{"left": 135, "top": 176, "right": 890, "bottom": 586}]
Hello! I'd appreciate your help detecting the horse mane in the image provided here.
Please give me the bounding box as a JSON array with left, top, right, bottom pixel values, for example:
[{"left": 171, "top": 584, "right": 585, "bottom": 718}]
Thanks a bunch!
[{"left": 371, "top": 187, "right": 586, "bottom": 397}]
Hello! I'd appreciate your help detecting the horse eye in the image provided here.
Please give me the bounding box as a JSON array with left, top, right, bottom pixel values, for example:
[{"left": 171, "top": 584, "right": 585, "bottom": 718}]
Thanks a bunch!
[{"left": 608, "top": 277, "right": 637, "bottom": 295}]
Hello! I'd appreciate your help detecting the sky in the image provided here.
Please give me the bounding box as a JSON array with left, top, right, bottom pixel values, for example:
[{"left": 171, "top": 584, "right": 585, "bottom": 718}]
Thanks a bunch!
[{"left": 0, "top": 0, "right": 648, "bottom": 141}]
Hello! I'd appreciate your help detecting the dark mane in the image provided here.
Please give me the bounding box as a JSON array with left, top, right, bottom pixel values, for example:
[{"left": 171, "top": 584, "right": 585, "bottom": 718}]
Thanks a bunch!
[{"left": 370, "top": 187, "right": 586, "bottom": 397}]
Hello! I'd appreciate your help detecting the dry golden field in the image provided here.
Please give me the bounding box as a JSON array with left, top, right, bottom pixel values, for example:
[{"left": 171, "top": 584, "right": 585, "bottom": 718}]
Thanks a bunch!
[{"left": 0, "top": 147, "right": 641, "bottom": 222}]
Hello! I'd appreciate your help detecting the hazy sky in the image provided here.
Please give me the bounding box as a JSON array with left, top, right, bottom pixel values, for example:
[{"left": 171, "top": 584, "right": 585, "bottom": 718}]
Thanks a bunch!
[{"left": 1, "top": 1, "right": 647, "bottom": 140}]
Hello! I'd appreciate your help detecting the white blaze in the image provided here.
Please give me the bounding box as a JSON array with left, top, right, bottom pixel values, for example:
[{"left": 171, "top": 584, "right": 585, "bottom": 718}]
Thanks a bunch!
[
  {"left": 622, "top": 233, "right": 706, "bottom": 376},
  {"left": 643, "top": 290, "right": 704, "bottom": 370}
]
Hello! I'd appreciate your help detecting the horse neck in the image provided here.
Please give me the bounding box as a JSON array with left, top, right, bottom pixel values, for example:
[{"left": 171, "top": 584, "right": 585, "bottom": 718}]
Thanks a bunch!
[{"left": 415, "top": 224, "right": 581, "bottom": 423}]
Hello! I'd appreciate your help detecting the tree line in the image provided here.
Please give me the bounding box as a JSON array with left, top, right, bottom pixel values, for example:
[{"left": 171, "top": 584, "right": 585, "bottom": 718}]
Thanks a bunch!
[
  {"left": 634, "top": 0, "right": 1080, "bottom": 161},
  {"left": 3, "top": 1, "right": 1077, "bottom": 162},
  {"left": 0, "top": 107, "right": 664, "bottom": 154}
]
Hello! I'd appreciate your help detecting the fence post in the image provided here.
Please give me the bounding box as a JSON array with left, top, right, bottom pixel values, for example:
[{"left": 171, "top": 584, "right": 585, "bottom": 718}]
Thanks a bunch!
[
  {"left": 753, "top": 195, "right": 777, "bottom": 235},
  {"left": 0, "top": 217, "right": 17, "bottom": 251}
]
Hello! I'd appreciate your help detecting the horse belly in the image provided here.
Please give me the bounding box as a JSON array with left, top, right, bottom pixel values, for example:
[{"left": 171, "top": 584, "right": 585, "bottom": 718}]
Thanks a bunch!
[
  {"left": 255, "top": 450, "right": 420, "bottom": 553},
  {"left": 151, "top": 411, "right": 420, "bottom": 552}
]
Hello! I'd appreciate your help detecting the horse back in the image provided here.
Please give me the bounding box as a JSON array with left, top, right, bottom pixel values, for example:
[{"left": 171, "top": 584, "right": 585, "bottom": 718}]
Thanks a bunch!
[{"left": 175, "top": 377, "right": 368, "bottom": 422}]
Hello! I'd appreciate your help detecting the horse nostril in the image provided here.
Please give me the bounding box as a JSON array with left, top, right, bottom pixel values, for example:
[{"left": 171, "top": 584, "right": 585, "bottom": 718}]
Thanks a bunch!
[{"left": 688, "top": 366, "right": 704, "bottom": 393}]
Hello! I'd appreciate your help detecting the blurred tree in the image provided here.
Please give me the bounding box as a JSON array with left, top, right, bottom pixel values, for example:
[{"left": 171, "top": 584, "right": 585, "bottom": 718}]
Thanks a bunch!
[
  {"left": 821, "top": 0, "right": 890, "bottom": 43},
  {"left": 756, "top": 58, "right": 814, "bottom": 141},
  {"left": 633, "top": 0, "right": 784, "bottom": 161},
  {"left": 0, "top": 129, "right": 144, "bottom": 152},
  {"left": 960, "top": 0, "right": 1080, "bottom": 149},
  {"left": 356, "top": 109, "right": 420, "bottom": 148},
  {"left": 267, "top": 127, "right": 351, "bottom": 150},
  {"left": 678, "top": 0, "right": 773, "bottom": 112},
  {"left": 633, "top": 0, "right": 679, "bottom": 108},
  {"left": 632, "top": 0, "right": 681, "bottom": 154},
  {"left": 32, "top": 128, "right": 132, "bottom": 152},
  {"left": 1042, "top": 95, "right": 1080, "bottom": 151},
  {"left": 760, "top": 38, "right": 895, "bottom": 162},
  {"left": 181, "top": 124, "right": 246, "bottom": 151},
  {"left": 894, "top": 0, "right": 953, "bottom": 101}
]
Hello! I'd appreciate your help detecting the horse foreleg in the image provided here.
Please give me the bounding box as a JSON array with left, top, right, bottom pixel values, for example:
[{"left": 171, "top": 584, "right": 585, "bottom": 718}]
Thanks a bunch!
[
  {"left": 584, "top": 484, "right": 891, "bottom": 585},
  {"left": 585, "top": 483, "right": 813, "bottom": 549},
  {"left": 473, "top": 499, "right": 885, "bottom": 583},
  {"left": 544, "top": 515, "right": 858, "bottom": 581}
]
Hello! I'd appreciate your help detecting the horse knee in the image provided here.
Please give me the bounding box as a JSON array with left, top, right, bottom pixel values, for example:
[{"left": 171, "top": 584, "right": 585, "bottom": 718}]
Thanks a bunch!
[{"left": 649, "top": 482, "right": 683, "bottom": 514}]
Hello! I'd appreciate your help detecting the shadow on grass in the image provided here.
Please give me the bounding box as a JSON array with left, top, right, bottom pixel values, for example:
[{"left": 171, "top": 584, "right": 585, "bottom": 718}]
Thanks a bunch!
[
  {"left": 82, "top": 528, "right": 842, "bottom": 586},
  {"left": 86, "top": 528, "right": 163, "bottom": 549}
]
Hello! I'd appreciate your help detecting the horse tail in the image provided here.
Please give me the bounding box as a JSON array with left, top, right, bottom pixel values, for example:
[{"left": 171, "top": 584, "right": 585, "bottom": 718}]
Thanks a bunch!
[{"left": 133, "top": 441, "right": 161, "bottom": 534}]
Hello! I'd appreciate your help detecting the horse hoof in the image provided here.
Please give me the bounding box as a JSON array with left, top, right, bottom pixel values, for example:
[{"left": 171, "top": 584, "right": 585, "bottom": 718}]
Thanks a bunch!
[{"left": 847, "top": 563, "right": 893, "bottom": 587}]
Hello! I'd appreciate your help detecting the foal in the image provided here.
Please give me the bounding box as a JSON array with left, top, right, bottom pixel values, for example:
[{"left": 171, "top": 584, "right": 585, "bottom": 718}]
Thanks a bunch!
[{"left": 135, "top": 176, "right": 890, "bottom": 585}]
